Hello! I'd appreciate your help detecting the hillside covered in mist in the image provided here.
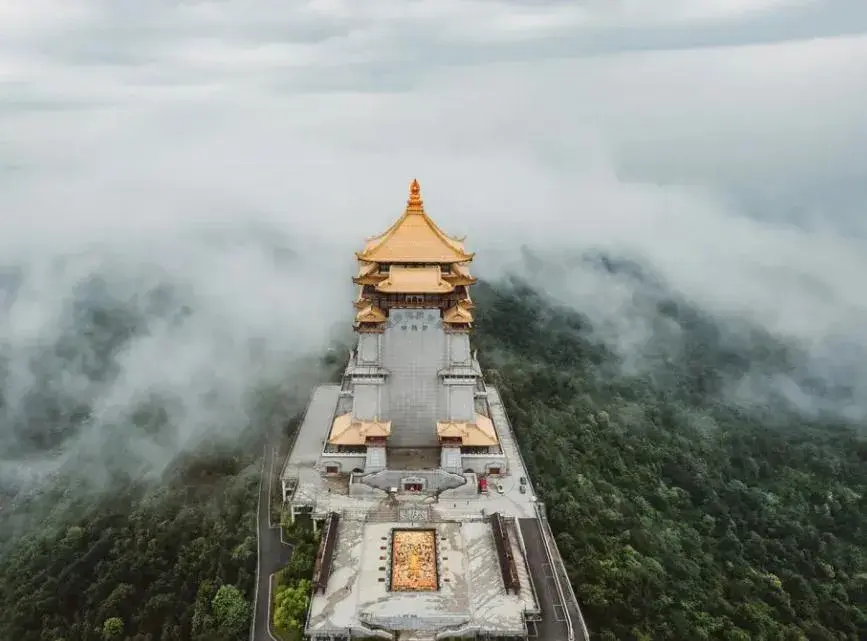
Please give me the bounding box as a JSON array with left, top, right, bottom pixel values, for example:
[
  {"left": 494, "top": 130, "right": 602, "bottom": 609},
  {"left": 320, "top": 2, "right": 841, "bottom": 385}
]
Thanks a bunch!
[{"left": 0, "top": 259, "right": 865, "bottom": 641}]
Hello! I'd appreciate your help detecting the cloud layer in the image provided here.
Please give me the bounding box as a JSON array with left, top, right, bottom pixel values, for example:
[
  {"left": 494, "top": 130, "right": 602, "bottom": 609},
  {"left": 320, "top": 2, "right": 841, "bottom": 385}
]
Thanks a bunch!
[{"left": 1, "top": 0, "right": 866, "bottom": 489}]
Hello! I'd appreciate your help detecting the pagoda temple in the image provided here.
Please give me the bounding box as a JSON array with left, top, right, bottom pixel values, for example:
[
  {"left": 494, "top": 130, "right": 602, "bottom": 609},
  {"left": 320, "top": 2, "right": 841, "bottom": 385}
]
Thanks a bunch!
[
  {"left": 276, "top": 180, "right": 587, "bottom": 641},
  {"left": 328, "top": 179, "right": 497, "bottom": 463}
]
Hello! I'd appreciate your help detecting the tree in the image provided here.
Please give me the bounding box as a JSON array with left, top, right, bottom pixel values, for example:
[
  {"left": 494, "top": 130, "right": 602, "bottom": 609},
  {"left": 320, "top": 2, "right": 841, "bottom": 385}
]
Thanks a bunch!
[
  {"left": 210, "top": 584, "right": 250, "bottom": 638},
  {"left": 273, "top": 580, "right": 311, "bottom": 633},
  {"left": 102, "top": 616, "right": 123, "bottom": 640}
]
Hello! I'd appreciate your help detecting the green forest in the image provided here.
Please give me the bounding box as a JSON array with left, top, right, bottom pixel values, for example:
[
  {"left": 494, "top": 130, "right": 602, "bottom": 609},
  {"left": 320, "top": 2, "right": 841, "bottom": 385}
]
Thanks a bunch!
[
  {"left": 0, "top": 273, "right": 865, "bottom": 640},
  {"left": 0, "top": 448, "right": 260, "bottom": 641},
  {"left": 472, "top": 278, "right": 867, "bottom": 641}
]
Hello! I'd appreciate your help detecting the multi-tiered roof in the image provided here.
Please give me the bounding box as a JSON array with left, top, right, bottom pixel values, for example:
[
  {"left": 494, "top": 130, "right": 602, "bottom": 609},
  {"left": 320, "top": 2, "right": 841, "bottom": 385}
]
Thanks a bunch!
[{"left": 353, "top": 179, "right": 476, "bottom": 332}]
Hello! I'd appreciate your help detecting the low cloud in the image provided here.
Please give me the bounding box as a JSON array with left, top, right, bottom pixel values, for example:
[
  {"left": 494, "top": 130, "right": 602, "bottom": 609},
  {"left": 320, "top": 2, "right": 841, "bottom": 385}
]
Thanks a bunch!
[{"left": 1, "top": 1, "right": 866, "bottom": 491}]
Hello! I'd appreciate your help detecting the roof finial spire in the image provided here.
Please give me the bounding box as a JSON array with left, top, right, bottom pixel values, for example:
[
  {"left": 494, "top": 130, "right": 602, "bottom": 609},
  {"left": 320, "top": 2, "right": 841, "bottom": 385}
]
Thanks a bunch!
[{"left": 407, "top": 178, "right": 423, "bottom": 212}]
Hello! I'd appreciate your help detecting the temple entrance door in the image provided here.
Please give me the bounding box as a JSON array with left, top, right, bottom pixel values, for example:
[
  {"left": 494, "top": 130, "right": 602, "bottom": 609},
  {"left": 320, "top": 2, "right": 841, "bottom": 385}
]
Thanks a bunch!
[{"left": 404, "top": 482, "right": 423, "bottom": 492}]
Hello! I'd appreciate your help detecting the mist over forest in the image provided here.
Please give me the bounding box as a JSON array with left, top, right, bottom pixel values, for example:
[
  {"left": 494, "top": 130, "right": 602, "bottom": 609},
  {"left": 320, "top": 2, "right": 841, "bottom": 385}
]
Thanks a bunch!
[
  {"left": 0, "top": 229, "right": 349, "bottom": 498},
  {"left": 1, "top": 228, "right": 864, "bottom": 507},
  {"left": 1, "top": 1, "right": 866, "bottom": 639}
]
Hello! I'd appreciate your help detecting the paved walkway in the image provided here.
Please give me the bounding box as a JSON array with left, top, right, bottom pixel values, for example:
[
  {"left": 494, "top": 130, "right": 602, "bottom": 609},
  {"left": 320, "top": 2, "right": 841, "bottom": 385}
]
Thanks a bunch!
[
  {"left": 251, "top": 446, "right": 294, "bottom": 641},
  {"left": 519, "top": 518, "right": 571, "bottom": 641}
]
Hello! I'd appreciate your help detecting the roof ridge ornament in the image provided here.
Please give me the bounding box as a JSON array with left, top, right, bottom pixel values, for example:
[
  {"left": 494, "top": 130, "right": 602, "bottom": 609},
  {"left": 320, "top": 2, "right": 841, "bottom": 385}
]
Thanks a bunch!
[{"left": 406, "top": 178, "right": 424, "bottom": 212}]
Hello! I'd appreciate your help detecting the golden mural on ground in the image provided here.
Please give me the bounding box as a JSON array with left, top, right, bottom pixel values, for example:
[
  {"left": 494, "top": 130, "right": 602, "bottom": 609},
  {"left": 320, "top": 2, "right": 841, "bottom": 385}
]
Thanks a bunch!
[{"left": 390, "top": 529, "right": 438, "bottom": 591}]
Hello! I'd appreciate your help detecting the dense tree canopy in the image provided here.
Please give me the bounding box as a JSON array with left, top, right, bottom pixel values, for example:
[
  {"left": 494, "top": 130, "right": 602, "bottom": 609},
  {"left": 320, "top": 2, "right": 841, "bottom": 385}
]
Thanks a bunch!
[
  {"left": 272, "top": 517, "right": 319, "bottom": 640},
  {"left": 472, "top": 278, "right": 867, "bottom": 641},
  {"left": 0, "top": 451, "right": 259, "bottom": 641}
]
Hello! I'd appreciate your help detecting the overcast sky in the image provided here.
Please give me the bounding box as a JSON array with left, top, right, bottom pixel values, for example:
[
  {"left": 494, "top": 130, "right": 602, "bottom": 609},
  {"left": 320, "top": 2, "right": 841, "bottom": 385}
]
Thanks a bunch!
[{"left": 1, "top": 0, "right": 866, "bottom": 484}]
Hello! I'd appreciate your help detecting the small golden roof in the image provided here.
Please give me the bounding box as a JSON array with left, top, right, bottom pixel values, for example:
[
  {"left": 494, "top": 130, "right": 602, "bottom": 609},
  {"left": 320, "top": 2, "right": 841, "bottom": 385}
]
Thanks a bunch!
[
  {"left": 451, "top": 263, "right": 472, "bottom": 278},
  {"left": 443, "top": 261, "right": 477, "bottom": 287},
  {"left": 353, "top": 260, "right": 387, "bottom": 286},
  {"left": 436, "top": 414, "right": 498, "bottom": 447},
  {"left": 328, "top": 413, "right": 392, "bottom": 445},
  {"left": 356, "top": 261, "right": 377, "bottom": 279},
  {"left": 443, "top": 301, "right": 473, "bottom": 324},
  {"left": 353, "top": 286, "right": 369, "bottom": 309},
  {"left": 355, "top": 304, "right": 387, "bottom": 324},
  {"left": 375, "top": 265, "right": 455, "bottom": 294}
]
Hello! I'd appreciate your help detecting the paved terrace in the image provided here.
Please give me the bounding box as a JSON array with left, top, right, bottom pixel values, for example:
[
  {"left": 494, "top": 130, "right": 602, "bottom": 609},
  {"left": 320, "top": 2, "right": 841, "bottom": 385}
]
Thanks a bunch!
[
  {"left": 434, "top": 386, "right": 537, "bottom": 520},
  {"left": 307, "top": 519, "right": 534, "bottom": 637},
  {"left": 282, "top": 384, "right": 541, "bottom": 521},
  {"left": 282, "top": 385, "right": 340, "bottom": 481},
  {"left": 280, "top": 383, "right": 589, "bottom": 640}
]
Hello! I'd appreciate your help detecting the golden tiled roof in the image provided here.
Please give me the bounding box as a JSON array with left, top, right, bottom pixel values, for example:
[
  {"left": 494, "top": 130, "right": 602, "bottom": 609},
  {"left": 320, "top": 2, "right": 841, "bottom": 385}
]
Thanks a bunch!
[
  {"left": 436, "top": 414, "right": 498, "bottom": 447},
  {"left": 355, "top": 304, "right": 387, "bottom": 324},
  {"left": 375, "top": 265, "right": 455, "bottom": 294},
  {"left": 353, "top": 286, "right": 367, "bottom": 309},
  {"left": 353, "top": 261, "right": 387, "bottom": 286},
  {"left": 356, "top": 261, "right": 377, "bottom": 279},
  {"left": 328, "top": 413, "right": 392, "bottom": 446},
  {"left": 443, "top": 301, "right": 473, "bottom": 324},
  {"left": 357, "top": 180, "right": 474, "bottom": 264},
  {"left": 443, "top": 262, "right": 477, "bottom": 286},
  {"left": 452, "top": 262, "right": 472, "bottom": 278}
]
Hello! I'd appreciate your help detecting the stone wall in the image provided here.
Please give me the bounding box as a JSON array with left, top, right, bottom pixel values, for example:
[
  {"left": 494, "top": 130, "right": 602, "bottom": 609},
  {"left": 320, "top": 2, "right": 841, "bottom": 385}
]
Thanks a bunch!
[
  {"left": 320, "top": 454, "right": 367, "bottom": 473},
  {"left": 361, "top": 468, "right": 467, "bottom": 493},
  {"left": 459, "top": 454, "right": 508, "bottom": 476}
]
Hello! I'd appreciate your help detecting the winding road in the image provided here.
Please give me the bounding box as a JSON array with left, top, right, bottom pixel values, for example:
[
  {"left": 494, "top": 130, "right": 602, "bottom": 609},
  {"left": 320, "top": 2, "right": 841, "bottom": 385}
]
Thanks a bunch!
[{"left": 250, "top": 445, "right": 294, "bottom": 641}]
